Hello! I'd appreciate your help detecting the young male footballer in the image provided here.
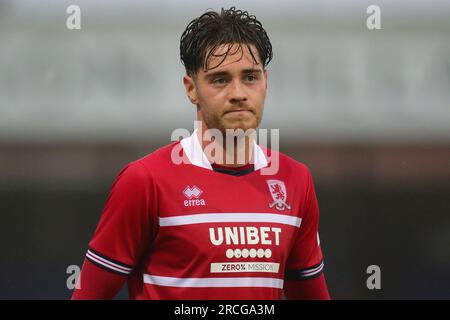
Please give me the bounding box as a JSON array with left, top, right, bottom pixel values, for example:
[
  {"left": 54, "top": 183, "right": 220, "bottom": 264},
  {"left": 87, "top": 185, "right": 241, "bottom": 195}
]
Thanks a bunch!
[{"left": 72, "top": 7, "right": 330, "bottom": 300}]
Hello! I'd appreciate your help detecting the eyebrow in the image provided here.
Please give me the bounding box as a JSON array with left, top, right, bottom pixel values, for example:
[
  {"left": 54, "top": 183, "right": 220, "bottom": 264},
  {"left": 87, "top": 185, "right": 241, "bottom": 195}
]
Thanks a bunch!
[{"left": 204, "top": 68, "right": 262, "bottom": 80}]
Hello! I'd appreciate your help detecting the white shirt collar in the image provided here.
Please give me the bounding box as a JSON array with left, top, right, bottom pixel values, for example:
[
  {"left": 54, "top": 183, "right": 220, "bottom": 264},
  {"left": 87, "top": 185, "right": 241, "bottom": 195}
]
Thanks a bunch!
[{"left": 180, "top": 129, "right": 268, "bottom": 171}]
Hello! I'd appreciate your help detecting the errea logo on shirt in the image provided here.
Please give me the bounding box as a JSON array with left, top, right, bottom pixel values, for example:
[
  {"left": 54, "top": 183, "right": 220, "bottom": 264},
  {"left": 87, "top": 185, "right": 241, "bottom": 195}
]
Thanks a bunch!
[{"left": 183, "top": 185, "right": 206, "bottom": 207}]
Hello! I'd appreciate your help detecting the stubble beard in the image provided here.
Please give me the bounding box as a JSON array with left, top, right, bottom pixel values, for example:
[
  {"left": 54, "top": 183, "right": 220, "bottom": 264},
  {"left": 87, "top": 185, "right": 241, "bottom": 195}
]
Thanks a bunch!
[{"left": 201, "top": 107, "right": 262, "bottom": 136}]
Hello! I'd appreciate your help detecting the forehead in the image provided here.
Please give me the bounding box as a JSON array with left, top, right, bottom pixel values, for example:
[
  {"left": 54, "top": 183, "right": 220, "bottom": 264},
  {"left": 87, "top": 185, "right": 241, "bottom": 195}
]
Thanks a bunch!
[{"left": 202, "top": 43, "right": 263, "bottom": 74}]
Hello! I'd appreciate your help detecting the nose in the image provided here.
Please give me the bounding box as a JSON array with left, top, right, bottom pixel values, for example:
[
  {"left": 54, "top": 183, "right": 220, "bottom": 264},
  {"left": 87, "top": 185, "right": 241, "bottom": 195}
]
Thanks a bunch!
[{"left": 228, "top": 80, "right": 247, "bottom": 103}]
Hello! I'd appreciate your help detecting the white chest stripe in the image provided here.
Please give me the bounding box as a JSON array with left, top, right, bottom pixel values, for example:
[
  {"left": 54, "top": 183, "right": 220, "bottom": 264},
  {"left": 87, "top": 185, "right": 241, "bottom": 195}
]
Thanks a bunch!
[
  {"left": 159, "top": 213, "right": 302, "bottom": 228},
  {"left": 143, "top": 274, "right": 284, "bottom": 289}
]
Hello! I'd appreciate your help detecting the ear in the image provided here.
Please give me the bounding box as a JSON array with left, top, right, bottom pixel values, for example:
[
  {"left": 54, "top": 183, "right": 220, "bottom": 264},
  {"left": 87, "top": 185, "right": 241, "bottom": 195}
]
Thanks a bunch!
[
  {"left": 263, "top": 69, "right": 268, "bottom": 90},
  {"left": 183, "top": 75, "right": 198, "bottom": 104}
]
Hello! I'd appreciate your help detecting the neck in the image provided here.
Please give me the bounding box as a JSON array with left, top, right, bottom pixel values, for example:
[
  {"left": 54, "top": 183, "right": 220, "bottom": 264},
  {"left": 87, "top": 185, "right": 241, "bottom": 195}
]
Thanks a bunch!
[{"left": 197, "top": 122, "right": 254, "bottom": 168}]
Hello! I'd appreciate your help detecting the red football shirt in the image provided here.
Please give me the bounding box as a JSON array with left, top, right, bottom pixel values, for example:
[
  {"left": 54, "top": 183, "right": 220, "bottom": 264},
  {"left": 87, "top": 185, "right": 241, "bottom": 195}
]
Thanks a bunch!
[{"left": 85, "top": 130, "right": 325, "bottom": 299}]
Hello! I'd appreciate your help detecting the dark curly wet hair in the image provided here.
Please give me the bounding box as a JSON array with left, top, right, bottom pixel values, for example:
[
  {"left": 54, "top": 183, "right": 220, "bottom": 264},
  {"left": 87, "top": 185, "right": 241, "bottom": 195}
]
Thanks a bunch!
[{"left": 180, "top": 7, "right": 273, "bottom": 76}]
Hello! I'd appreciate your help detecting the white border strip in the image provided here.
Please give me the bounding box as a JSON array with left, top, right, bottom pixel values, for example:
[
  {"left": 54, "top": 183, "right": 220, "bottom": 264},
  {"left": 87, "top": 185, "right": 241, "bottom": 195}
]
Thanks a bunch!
[
  {"left": 86, "top": 250, "right": 132, "bottom": 274},
  {"left": 143, "top": 274, "right": 284, "bottom": 289},
  {"left": 159, "top": 213, "right": 301, "bottom": 228},
  {"left": 301, "top": 262, "right": 324, "bottom": 277}
]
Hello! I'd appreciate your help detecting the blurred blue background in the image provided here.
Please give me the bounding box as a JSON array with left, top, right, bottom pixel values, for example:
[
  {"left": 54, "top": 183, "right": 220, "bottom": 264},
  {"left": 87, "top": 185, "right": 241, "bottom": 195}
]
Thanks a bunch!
[{"left": 0, "top": 0, "right": 449, "bottom": 299}]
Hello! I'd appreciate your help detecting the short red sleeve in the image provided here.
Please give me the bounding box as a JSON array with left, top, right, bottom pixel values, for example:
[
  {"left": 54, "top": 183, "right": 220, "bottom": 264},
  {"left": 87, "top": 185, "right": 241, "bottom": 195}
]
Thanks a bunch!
[
  {"left": 86, "top": 161, "right": 157, "bottom": 275},
  {"left": 285, "top": 169, "right": 324, "bottom": 280}
]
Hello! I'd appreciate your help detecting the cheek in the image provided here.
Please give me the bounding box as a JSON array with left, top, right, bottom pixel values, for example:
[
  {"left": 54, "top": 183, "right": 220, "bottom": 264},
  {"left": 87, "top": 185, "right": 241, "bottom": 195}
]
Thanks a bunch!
[
  {"left": 257, "top": 80, "right": 268, "bottom": 94},
  {"left": 252, "top": 85, "right": 267, "bottom": 105},
  {"left": 198, "top": 87, "right": 227, "bottom": 108}
]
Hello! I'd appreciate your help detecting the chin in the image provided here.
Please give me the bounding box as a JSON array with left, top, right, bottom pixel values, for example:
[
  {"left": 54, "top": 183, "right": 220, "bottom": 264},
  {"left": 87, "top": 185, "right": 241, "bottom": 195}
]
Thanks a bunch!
[
  {"left": 226, "top": 123, "right": 258, "bottom": 134},
  {"left": 223, "top": 117, "right": 256, "bottom": 130}
]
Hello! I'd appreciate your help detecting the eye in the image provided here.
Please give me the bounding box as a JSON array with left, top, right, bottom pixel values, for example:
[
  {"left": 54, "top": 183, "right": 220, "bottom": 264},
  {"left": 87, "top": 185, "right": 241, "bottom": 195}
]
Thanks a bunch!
[
  {"left": 245, "top": 74, "right": 257, "bottom": 82},
  {"left": 212, "top": 78, "right": 227, "bottom": 85}
]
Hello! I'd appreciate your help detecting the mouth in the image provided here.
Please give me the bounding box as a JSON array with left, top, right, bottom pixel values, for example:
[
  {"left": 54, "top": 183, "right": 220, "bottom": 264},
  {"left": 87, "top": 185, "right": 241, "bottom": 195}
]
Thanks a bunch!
[{"left": 224, "top": 109, "right": 253, "bottom": 115}]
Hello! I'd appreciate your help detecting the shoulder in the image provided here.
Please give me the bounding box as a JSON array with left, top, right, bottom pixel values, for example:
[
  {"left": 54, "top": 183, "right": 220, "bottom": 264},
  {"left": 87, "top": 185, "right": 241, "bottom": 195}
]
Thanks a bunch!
[
  {"left": 130, "top": 141, "right": 179, "bottom": 169},
  {"left": 262, "top": 145, "right": 313, "bottom": 179},
  {"left": 116, "top": 141, "right": 179, "bottom": 182}
]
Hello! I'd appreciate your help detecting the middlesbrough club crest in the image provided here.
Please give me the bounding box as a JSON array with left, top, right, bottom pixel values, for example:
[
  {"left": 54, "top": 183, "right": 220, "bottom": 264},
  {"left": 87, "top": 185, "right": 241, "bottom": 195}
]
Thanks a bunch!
[{"left": 266, "top": 180, "right": 291, "bottom": 211}]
